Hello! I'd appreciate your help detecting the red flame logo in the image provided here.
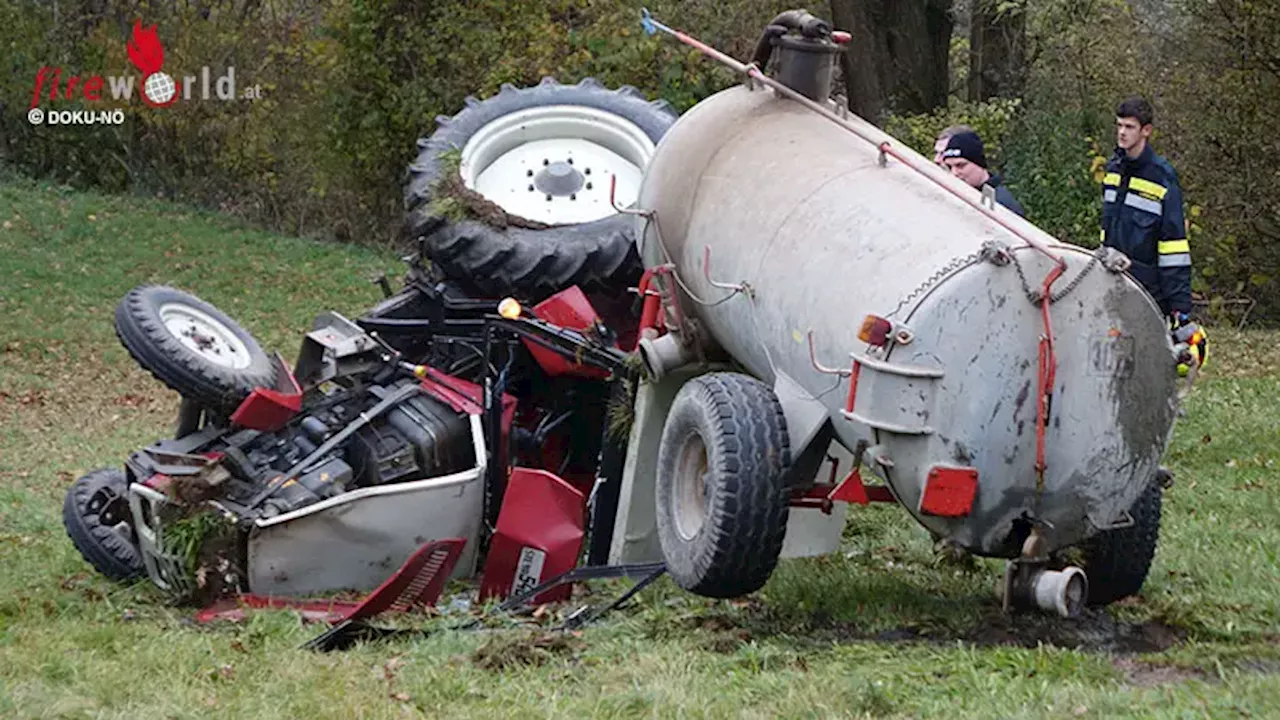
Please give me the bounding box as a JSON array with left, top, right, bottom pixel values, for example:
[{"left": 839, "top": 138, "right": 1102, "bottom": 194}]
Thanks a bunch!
[
  {"left": 127, "top": 20, "right": 165, "bottom": 75},
  {"left": 126, "top": 19, "right": 180, "bottom": 108}
]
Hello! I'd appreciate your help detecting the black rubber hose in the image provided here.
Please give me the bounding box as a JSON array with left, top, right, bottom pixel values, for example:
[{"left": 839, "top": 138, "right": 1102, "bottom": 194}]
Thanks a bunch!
[{"left": 750, "top": 10, "right": 833, "bottom": 69}]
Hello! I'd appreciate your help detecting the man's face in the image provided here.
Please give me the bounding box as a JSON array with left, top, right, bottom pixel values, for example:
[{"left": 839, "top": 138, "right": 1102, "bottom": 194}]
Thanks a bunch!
[
  {"left": 933, "top": 136, "right": 951, "bottom": 165},
  {"left": 1116, "top": 116, "right": 1152, "bottom": 152},
  {"left": 943, "top": 157, "right": 987, "bottom": 188}
]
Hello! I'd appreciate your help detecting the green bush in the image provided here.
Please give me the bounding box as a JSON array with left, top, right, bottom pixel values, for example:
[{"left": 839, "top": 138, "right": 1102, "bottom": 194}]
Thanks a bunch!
[
  {"left": 883, "top": 96, "right": 1021, "bottom": 168},
  {"left": 0, "top": 0, "right": 791, "bottom": 247}
]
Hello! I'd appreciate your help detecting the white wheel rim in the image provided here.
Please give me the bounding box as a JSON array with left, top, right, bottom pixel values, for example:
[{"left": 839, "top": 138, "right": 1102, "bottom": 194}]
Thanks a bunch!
[
  {"left": 158, "top": 302, "right": 253, "bottom": 370},
  {"left": 459, "top": 105, "right": 656, "bottom": 225},
  {"left": 673, "top": 433, "right": 710, "bottom": 541}
]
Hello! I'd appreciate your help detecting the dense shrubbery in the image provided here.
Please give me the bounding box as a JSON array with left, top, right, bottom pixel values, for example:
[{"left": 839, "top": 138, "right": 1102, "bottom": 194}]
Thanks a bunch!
[
  {"left": 0, "top": 0, "right": 790, "bottom": 244},
  {"left": 2, "top": 0, "right": 1276, "bottom": 323}
]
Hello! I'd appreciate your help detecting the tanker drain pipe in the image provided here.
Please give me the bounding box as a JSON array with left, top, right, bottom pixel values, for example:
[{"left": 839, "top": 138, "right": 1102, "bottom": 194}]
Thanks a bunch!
[
  {"left": 999, "top": 566, "right": 1088, "bottom": 618},
  {"left": 638, "top": 8, "right": 1068, "bottom": 276}
]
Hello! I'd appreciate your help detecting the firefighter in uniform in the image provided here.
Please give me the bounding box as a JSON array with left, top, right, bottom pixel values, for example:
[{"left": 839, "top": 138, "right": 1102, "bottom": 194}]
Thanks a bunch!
[{"left": 1101, "top": 96, "right": 1206, "bottom": 374}]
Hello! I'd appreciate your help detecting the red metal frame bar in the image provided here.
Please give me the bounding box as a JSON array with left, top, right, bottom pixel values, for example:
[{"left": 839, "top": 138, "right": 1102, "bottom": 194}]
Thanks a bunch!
[
  {"left": 844, "top": 359, "right": 862, "bottom": 414},
  {"left": 790, "top": 465, "right": 894, "bottom": 514}
]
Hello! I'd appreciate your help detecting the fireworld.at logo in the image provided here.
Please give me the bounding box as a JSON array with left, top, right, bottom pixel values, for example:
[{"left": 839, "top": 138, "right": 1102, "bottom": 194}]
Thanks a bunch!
[{"left": 28, "top": 19, "right": 263, "bottom": 112}]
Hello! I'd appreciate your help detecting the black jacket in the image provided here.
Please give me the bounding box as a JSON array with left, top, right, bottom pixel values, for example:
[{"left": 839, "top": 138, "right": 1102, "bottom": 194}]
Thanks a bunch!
[{"left": 1100, "top": 144, "right": 1191, "bottom": 315}]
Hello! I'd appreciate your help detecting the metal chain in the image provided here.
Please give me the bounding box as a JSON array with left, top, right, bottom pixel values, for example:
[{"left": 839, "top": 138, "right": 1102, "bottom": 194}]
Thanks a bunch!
[
  {"left": 885, "top": 242, "right": 1006, "bottom": 319},
  {"left": 1011, "top": 247, "right": 1102, "bottom": 305}
]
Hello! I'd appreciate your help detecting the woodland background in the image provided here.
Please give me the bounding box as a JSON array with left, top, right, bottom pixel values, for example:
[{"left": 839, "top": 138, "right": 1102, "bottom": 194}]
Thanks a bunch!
[{"left": 2, "top": 0, "right": 1277, "bottom": 324}]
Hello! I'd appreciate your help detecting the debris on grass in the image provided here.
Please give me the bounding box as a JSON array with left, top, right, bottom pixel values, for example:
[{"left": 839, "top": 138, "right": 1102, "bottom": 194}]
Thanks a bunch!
[{"left": 471, "top": 631, "right": 585, "bottom": 671}]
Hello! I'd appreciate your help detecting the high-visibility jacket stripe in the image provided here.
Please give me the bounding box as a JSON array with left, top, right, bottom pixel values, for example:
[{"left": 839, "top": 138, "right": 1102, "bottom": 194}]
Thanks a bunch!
[
  {"left": 1104, "top": 189, "right": 1117, "bottom": 203},
  {"left": 1158, "top": 239, "right": 1190, "bottom": 254},
  {"left": 1124, "top": 193, "right": 1162, "bottom": 215},
  {"left": 1103, "top": 172, "right": 1121, "bottom": 186},
  {"left": 1129, "top": 177, "right": 1168, "bottom": 199},
  {"left": 1159, "top": 253, "right": 1191, "bottom": 267}
]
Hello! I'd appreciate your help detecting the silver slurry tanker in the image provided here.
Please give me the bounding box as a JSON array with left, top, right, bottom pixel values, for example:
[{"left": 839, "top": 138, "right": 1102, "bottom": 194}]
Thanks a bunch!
[{"left": 627, "top": 10, "right": 1184, "bottom": 616}]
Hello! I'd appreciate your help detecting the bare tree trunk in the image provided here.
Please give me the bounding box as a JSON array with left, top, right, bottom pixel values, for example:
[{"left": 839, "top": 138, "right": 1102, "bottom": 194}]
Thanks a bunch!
[
  {"left": 828, "top": 0, "right": 955, "bottom": 124},
  {"left": 967, "top": 0, "right": 1027, "bottom": 101}
]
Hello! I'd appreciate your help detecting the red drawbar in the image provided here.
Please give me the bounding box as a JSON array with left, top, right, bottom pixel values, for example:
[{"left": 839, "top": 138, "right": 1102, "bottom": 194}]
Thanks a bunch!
[
  {"left": 919, "top": 466, "right": 979, "bottom": 517},
  {"left": 229, "top": 353, "right": 303, "bottom": 432},
  {"left": 194, "top": 537, "right": 466, "bottom": 624},
  {"left": 522, "top": 286, "right": 613, "bottom": 379},
  {"left": 480, "top": 467, "right": 585, "bottom": 605}
]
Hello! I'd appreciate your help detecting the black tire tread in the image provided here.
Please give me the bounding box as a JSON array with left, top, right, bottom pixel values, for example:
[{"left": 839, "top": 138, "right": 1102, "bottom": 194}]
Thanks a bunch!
[
  {"left": 1079, "top": 480, "right": 1163, "bottom": 605},
  {"left": 403, "top": 77, "right": 677, "bottom": 301},
  {"left": 113, "top": 285, "right": 277, "bottom": 412},
  {"left": 62, "top": 468, "right": 145, "bottom": 582},
  {"left": 657, "top": 372, "right": 792, "bottom": 598}
]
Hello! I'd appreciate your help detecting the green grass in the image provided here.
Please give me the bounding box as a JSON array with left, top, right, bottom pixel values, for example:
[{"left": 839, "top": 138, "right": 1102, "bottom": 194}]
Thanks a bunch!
[{"left": 2, "top": 177, "right": 1279, "bottom": 719}]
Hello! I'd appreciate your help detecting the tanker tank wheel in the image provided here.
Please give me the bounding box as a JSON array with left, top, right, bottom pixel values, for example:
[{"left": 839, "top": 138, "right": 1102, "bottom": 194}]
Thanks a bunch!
[
  {"left": 62, "top": 468, "right": 146, "bottom": 583},
  {"left": 114, "top": 285, "right": 278, "bottom": 415},
  {"left": 655, "top": 372, "right": 793, "bottom": 599},
  {"left": 1067, "top": 478, "right": 1164, "bottom": 606},
  {"left": 403, "top": 77, "right": 679, "bottom": 302}
]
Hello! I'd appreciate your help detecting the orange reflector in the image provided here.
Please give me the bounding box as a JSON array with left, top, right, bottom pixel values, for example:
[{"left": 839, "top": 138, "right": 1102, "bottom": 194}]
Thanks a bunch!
[{"left": 858, "top": 315, "right": 893, "bottom": 346}]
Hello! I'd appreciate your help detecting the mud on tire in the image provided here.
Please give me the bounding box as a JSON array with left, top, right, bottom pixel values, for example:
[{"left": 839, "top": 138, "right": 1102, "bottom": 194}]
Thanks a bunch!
[
  {"left": 655, "top": 372, "right": 793, "bottom": 599},
  {"left": 63, "top": 468, "right": 145, "bottom": 582},
  {"left": 1076, "top": 479, "right": 1163, "bottom": 605},
  {"left": 114, "top": 285, "right": 278, "bottom": 413},
  {"left": 403, "top": 77, "right": 678, "bottom": 301}
]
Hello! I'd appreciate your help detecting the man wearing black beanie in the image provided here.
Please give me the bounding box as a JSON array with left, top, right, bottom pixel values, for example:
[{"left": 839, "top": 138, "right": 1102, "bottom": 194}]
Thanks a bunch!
[{"left": 940, "top": 130, "right": 1026, "bottom": 218}]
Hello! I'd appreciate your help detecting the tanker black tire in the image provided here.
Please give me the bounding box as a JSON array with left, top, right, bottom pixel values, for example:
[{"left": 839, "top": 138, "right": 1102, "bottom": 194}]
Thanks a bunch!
[
  {"left": 655, "top": 373, "right": 793, "bottom": 599},
  {"left": 1077, "top": 480, "right": 1163, "bottom": 606},
  {"left": 404, "top": 77, "right": 679, "bottom": 301},
  {"left": 62, "top": 468, "right": 145, "bottom": 583},
  {"left": 114, "top": 285, "right": 278, "bottom": 413}
]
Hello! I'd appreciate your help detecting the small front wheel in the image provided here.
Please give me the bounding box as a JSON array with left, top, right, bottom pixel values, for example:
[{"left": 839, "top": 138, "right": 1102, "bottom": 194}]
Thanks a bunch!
[
  {"left": 655, "top": 372, "right": 792, "bottom": 598},
  {"left": 63, "top": 468, "right": 145, "bottom": 582}
]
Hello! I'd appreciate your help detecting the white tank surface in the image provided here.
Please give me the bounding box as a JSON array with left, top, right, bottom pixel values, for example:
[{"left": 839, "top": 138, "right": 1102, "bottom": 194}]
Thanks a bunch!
[{"left": 633, "top": 83, "right": 1181, "bottom": 557}]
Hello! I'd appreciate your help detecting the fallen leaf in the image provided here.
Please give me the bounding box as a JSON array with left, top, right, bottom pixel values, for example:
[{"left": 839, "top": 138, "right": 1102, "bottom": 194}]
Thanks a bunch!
[
  {"left": 2, "top": 221, "right": 10, "bottom": 230},
  {"left": 1226, "top": 459, "right": 1238, "bottom": 468},
  {"left": 391, "top": 692, "right": 410, "bottom": 702},
  {"left": 230, "top": 640, "right": 247, "bottom": 653},
  {"left": 87, "top": 214, "right": 97, "bottom": 221}
]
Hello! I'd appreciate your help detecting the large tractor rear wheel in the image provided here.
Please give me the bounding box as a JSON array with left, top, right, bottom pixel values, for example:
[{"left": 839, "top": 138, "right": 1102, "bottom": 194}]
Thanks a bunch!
[
  {"left": 655, "top": 373, "right": 793, "bottom": 598},
  {"left": 403, "top": 77, "right": 678, "bottom": 302}
]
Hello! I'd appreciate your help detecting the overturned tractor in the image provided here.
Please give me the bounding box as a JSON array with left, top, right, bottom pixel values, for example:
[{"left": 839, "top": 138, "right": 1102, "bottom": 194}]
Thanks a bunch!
[{"left": 63, "top": 10, "right": 1194, "bottom": 621}]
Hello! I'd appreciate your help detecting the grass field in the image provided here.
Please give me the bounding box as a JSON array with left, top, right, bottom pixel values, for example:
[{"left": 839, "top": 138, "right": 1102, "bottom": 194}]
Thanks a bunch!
[{"left": 2, "top": 177, "right": 1279, "bottom": 719}]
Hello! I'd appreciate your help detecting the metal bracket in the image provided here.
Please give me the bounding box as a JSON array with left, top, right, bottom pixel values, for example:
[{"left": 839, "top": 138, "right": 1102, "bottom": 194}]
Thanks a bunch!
[
  {"left": 806, "top": 330, "right": 852, "bottom": 377},
  {"left": 981, "top": 184, "right": 998, "bottom": 210},
  {"left": 1097, "top": 508, "right": 1136, "bottom": 532},
  {"left": 980, "top": 240, "right": 1013, "bottom": 266},
  {"left": 1096, "top": 246, "right": 1133, "bottom": 273},
  {"left": 702, "top": 245, "right": 753, "bottom": 298}
]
